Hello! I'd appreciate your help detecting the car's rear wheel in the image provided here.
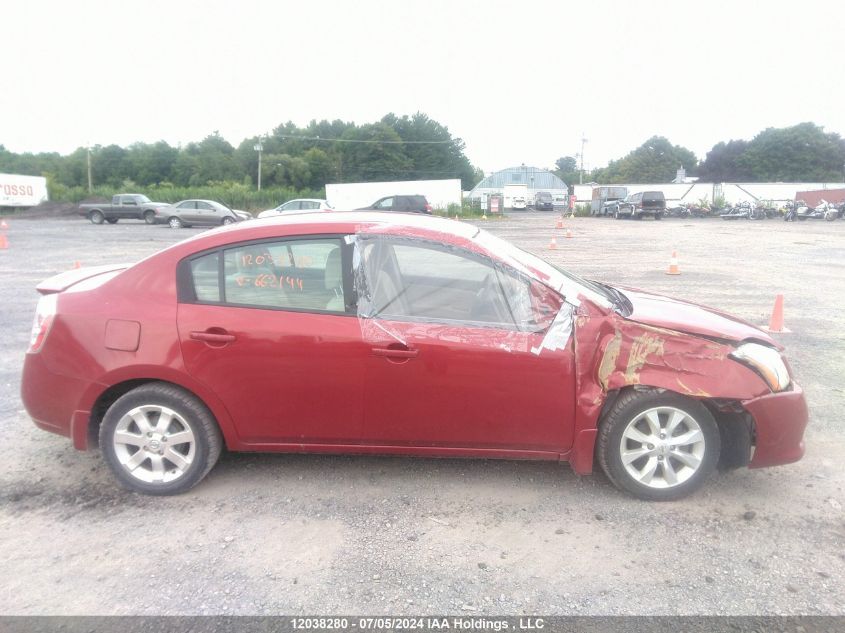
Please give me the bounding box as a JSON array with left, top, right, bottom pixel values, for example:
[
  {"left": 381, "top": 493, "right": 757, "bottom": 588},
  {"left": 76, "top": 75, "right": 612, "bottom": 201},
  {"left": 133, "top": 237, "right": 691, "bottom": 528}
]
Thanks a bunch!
[
  {"left": 222, "top": 216, "right": 235, "bottom": 225},
  {"left": 168, "top": 216, "right": 183, "bottom": 229},
  {"left": 144, "top": 210, "right": 156, "bottom": 224},
  {"left": 597, "top": 390, "right": 720, "bottom": 501},
  {"left": 89, "top": 210, "right": 104, "bottom": 225},
  {"left": 100, "top": 382, "right": 222, "bottom": 495},
  {"left": 106, "top": 218, "right": 118, "bottom": 224}
]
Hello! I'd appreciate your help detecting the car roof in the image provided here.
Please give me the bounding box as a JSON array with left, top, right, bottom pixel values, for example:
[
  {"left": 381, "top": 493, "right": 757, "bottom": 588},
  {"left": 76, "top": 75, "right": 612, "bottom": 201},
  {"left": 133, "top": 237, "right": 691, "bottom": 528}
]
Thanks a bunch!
[
  {"left": 168, "top": 211, "right": 480, "bottom": 256},
  {"left": 284, "top": 198, "right": 326, "bottom": 203}
]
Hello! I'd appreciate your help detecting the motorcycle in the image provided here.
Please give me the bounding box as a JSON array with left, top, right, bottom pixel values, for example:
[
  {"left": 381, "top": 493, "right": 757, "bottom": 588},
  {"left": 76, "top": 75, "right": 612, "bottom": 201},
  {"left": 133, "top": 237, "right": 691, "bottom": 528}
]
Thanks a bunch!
[
  {"left": 796, "top": 201, "right": 840, "bottom": 221},
  {"left": 666, "top": 203, "right": 691, "bottom": 218}
]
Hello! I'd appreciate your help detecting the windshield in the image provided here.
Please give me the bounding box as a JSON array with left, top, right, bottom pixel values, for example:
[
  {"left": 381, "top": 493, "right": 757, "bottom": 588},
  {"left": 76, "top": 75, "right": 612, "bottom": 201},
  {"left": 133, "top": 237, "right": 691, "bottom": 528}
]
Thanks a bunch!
[
  {"left": 136, "top": 195, "right": 151, "bottom": 203},
  {"left": 473, "top": 229, "right": 612, "bottom": 308}
]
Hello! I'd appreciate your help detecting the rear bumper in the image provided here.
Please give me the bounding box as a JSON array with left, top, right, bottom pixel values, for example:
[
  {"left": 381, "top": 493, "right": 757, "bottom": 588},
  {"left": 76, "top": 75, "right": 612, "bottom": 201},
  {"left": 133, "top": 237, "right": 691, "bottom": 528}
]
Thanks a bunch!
[
  {"left": 21, "top": 352, "right": 96, "bottom": 450},
  {"left": 744, "top": 382, "right": 808, "bottom": 468}
]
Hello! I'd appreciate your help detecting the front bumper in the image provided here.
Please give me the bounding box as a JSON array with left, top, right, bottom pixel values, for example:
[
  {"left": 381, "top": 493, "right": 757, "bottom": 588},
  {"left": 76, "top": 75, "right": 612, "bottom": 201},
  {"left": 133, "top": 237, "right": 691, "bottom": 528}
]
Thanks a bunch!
[{"left": 744, "top": 382, "right": 808, "bottom": 468}]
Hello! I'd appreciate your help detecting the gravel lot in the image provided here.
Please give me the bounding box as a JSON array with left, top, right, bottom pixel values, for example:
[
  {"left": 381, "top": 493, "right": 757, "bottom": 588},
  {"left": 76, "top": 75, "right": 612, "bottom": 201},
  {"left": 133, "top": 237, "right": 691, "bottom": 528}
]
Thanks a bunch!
[{"left": 0, "top": 213, "right": 843, "bottom": 615}]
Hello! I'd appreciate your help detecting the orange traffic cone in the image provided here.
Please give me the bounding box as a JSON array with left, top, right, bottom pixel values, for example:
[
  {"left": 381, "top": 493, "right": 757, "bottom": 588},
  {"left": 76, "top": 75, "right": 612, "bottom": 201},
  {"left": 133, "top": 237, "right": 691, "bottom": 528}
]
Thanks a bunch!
[
  {"left": 565, "top": 228, "right": 573, "bottom": 239},
  {"left": 549, "top": 237, "right": 558, "bottom": 250},
  {"left": 0, "top": 219, "right": 8, "bottom": 230},
  {"left": 0, "top": 234, "right": 7, "bottom": 249},
  {"left": 665, "top": 250, "right": 681, "bottom": 275},
  {"left": 556, "top": 218, "right": 563, "bottom": 229},
  {"left": 763, "top": 294, "right": 790, "bottom": 333}
]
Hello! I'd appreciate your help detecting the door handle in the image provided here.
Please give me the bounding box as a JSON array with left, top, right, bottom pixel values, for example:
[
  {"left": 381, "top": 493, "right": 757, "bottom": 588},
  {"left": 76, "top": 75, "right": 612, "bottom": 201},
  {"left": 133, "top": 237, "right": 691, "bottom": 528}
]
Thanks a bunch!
[
  {"left": 190, "top": 331, "right": 236, "bottom": 344},
  {"left": 372, "top": 347, "right": 419, "bottom": 359}
]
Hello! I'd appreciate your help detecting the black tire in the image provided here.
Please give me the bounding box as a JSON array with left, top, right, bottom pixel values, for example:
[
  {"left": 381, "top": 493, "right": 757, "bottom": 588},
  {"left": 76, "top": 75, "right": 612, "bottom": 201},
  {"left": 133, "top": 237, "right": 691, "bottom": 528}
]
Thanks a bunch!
[
  {"left": 99, "top": 382, "right": 223, "bottom": 495},
  {"left": 89, "top": 210, "right": 105, "bottom": 225},
  {"left": 144, "top": 210, "right": 156, "bottom": 225},
  {"left": 222, "top": 216, "right": 235, "bottom": 225},
  {"left": 655, "top": 212, "right": 662, "bottom": 220},
  {"left": 106, "top": 218, "right": 118, "bottom": 224},
  {"left": 168, "top": 216, "right": 183, "bottom": 229},
  {"left": 597, "top": 389, "right": 720, "bottom": 501}
]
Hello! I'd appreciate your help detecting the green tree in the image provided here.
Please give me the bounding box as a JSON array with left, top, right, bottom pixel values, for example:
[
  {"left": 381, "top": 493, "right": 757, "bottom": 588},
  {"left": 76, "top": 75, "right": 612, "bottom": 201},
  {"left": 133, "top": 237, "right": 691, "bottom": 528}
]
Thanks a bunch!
[
  {"left": 338, "top": 123, "right": 412, "bottom": 182},
  {"left": 593, "top": 136, "right": 698, "bottom": 183},
  {"left": 554, "top": 156, "right": 579, "bottom": 187},
  {"left": 698, "top": 140, "right": 752, "bottom": 182},
  {"left": 736, "top": 123, "right": 845, "bottom": 181}
]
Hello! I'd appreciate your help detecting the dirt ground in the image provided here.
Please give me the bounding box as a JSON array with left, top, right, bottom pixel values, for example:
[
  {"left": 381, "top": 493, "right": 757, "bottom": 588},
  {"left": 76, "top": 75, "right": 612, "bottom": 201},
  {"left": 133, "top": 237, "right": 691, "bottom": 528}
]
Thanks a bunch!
[{"left": 0, "top": 213, "right": 843, "bottom": 615}]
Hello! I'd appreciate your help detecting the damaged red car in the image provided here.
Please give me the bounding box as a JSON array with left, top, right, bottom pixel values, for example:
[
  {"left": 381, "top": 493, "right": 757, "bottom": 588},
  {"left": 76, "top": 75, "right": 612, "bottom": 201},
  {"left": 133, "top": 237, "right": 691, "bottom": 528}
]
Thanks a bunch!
[{"left": 21, "top": 213, "right": 808, "bottom": 499}]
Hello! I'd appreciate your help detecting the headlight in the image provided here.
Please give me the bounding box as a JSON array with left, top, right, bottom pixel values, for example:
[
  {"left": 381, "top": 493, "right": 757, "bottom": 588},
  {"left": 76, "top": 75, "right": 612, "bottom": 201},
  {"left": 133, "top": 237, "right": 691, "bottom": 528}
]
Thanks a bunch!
[{"left": 730, "top": 342, "right": 790, "bottom": 392}]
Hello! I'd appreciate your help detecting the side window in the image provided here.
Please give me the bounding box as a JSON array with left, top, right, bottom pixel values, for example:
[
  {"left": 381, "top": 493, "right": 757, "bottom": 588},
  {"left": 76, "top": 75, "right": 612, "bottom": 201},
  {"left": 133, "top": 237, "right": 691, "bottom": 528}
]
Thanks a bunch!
[
  {"left": 375, "top": 197, "right": 393, "bottom": 210},
  {"left": 281, "top": 201, "right": 300, "bottom": 211},
  {"left": 177, "top": 201, "right": 195, "bottom": 209},
  {"left": 359, "top": 239, "right": 561, "bottom": 331},
  {"left": 197, "top": 201, "right": 214, "bottom": 211},
  {"left": 123, "top": 196, "right": 137, "bottom": 205},
  {"left": 220, "top": 238, "right": 346, "bottom": 312},
  {"left": 190, "top": 252, "right": 220, "bottom": 302}
]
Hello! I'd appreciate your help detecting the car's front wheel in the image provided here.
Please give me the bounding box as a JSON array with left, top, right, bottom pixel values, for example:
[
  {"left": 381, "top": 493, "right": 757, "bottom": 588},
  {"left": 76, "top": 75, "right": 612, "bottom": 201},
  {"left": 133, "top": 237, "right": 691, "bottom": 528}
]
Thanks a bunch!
[
  {"left": 99, "top": 382, "right": 222, "bottom": 495},
  {"left": 168, "top": 216, "right": 183, "bottom": 229},
  {"left": 597, "top": 389, "right": 720, "bottom": 501}
]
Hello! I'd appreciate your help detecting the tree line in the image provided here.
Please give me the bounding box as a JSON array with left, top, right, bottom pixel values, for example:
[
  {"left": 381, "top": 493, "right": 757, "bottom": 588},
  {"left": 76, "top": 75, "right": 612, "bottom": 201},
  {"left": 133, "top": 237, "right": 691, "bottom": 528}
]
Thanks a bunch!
[
  {"left": 555, "top": 123, "right": 845, "bottom": 185},
  {"left": 0, "top": 112, "right": 483, "bottom": 200}
]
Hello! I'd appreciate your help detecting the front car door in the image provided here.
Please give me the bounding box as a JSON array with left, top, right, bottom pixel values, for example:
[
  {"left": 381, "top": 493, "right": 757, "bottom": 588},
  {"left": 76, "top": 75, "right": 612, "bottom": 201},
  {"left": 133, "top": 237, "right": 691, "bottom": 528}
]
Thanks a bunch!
[
  {"left": 356, "top": 236, "right": 577, "bottom": 454},
  {"left": 119, "top": 195, "right": 137, "bottom": 219},
  {"left": 176, "top": 234, "right": 366, "bottom": 446}
]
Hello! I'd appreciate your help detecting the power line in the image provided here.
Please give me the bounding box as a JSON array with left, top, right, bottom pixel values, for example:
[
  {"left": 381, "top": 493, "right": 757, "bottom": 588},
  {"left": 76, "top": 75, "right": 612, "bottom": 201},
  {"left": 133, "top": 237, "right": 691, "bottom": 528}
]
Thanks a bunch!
[{"left": 275, "top": 134, "right": 453, "bottom": 145}]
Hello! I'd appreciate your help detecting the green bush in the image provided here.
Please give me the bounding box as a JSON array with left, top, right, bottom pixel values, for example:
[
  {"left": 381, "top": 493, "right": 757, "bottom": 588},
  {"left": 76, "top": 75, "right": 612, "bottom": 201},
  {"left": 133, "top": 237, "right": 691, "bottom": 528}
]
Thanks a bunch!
[{"left": 45, "top": 180, "right": 325, "bottom": 212}]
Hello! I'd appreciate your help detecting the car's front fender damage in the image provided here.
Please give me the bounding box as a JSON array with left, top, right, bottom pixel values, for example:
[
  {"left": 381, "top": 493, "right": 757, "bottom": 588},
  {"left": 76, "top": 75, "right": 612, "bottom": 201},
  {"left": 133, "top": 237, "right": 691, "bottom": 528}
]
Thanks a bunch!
[{"left": 567, "top": 300, "right": 772, "bottom": 475}]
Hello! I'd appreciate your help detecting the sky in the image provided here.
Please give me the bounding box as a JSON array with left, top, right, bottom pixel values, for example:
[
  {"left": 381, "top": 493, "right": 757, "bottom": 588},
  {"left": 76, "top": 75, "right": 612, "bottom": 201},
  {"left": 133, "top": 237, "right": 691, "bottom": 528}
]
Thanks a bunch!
[{"left": 3, "top": 0, "right": 844, "bottom": 174}]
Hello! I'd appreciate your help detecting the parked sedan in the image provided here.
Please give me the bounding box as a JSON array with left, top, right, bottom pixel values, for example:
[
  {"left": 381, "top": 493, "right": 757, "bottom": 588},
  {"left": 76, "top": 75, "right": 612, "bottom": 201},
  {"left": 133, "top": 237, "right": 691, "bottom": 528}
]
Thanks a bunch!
[
  {"left": 161, "top": 199, "right": 250, "bottom": 228},
  {"left": 22, "top": 213, "right": 807, "bottom": 499},
  {"left": 257, "top": 199, "right": 332, "bottom": 218}
]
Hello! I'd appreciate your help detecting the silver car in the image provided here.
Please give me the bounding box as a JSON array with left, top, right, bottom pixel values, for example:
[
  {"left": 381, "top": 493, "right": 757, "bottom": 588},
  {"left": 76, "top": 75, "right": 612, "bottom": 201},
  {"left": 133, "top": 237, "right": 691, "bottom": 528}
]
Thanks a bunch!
[
  {"left": 161, "top": 199, "right": 251, "bottom": 229},
  {"left": 257, "top": 198, "right": 332, "bottom": 218}
]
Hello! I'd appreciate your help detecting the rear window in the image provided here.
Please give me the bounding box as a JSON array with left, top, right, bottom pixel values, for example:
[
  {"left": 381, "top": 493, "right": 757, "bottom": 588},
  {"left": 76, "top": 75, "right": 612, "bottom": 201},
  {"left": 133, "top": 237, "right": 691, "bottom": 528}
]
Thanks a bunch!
[{"left": 643, "top": 191, "right": 665, "bottom": 201}]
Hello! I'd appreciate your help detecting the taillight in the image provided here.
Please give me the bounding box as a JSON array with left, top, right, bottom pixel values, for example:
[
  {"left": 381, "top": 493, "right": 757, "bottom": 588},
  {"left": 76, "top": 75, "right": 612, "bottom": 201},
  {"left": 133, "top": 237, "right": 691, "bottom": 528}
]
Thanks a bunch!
[
  {"left": 28, "top": 294, "right": 57, "bottom": 353},
  {"left": 425, "top": 203, "right": 432, "bottom": 212}
]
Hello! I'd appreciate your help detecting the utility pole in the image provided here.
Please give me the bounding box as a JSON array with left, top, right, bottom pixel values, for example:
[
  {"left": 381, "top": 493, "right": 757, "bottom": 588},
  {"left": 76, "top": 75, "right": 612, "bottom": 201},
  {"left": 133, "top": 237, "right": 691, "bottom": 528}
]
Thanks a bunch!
[
  {"left": 254, "top": 137, "right": 264, "bottom": 191},
  {"left": 86, "top": 145, "right": 93, "bottom": 193},
  {"left": 579, "top": 133, "right": 587, "bottom": 185}
]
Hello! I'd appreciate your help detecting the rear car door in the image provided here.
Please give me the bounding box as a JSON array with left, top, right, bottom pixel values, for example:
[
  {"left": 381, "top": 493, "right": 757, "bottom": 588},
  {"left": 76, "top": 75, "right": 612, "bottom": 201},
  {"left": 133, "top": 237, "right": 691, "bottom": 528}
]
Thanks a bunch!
[
  {"left": 357, "top": 236, "right": 576, "bottom": 452},
  {"left": 195, "top": 201, "right": 216, "bottom": 224},
  {"left": 177, "top": 235, "right": 366, "bottom": 445}
]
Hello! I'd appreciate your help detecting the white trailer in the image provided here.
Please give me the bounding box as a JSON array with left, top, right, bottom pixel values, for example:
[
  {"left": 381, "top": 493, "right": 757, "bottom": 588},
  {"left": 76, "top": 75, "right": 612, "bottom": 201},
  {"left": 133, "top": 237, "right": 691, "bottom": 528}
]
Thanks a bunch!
[
  {"left": 0, "top": 173, "right": 48, "bottom": 207},
  {"left": 325, "top": 179, "right": 461, "bottom": 211},
  {"left": 503, "top": 184, "right": 528, "bottom": 210}
]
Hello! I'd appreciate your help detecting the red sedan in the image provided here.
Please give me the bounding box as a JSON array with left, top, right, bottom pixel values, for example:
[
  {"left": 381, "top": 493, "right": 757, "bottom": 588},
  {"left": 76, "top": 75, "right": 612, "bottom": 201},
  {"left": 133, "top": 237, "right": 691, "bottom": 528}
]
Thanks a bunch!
[{"left": 21, "top": 213, "right": 808, "bottom": 499}]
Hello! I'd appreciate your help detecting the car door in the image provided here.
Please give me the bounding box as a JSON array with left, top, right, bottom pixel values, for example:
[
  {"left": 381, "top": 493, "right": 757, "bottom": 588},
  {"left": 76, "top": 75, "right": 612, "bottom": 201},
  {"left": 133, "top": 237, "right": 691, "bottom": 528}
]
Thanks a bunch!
[
  {"left": 119, "top": 195, "right": 137, "bottom": 219},
  {"left": 172, "top": 201, "right": 191, "bottom": 223},
  {"left": 177, "top": 235, "right": 367, "bottom": 445},
  {"left": 357, "top": 236, "right": 577, "bottom": 453},
  {"left": 195, "top": 201, "right": 216, "bottom": 224}
]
